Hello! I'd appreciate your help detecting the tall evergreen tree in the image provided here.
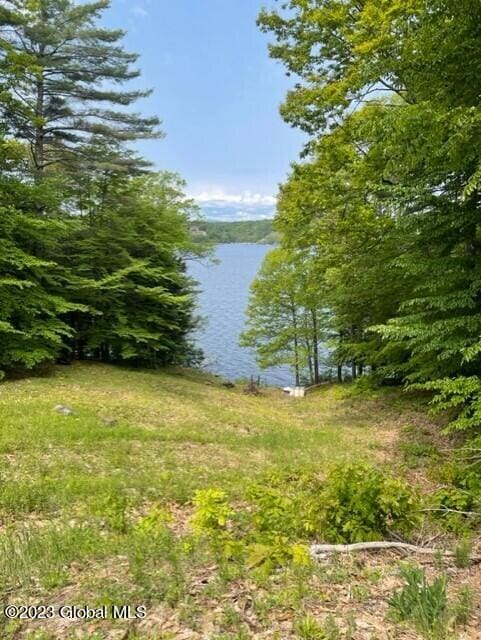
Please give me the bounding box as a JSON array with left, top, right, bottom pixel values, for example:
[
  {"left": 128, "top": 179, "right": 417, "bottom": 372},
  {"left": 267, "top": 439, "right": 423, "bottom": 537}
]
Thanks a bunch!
[
  {"left": 0, "top": 1, "right": 201, "bottom": 377},
  {"left": 0, "top": 0, "right": 160, "bottom": 177},
  {"left": 60, "top": 171, "right": 201, "bottom": 366}
]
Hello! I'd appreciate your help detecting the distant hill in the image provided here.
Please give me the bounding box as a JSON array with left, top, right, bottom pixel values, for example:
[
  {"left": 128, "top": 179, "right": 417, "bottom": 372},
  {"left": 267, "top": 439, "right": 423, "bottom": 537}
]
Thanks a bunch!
[{"left": 191, "top": 219, "right": 278, "bottom": 244}]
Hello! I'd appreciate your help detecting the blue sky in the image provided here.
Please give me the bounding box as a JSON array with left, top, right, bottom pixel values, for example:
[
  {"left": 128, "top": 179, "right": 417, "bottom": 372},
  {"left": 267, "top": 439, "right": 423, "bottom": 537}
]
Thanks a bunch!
[{"left": 105, "top": 0, "right": 305, "bottom": 219}]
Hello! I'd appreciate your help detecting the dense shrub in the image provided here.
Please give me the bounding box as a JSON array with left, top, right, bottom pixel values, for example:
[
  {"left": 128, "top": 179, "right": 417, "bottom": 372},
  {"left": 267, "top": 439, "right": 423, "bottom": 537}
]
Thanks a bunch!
[
  {"left": 189, "top": 464, "right": 420, "bottom": 571},
  {"left": 318, "top": 463, "right": 420, "bottom": 543}
]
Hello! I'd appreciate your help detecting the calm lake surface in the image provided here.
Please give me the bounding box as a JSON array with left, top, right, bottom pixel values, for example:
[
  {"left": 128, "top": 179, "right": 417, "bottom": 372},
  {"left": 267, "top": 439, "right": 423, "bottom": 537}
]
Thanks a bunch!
[{"left": 188, "top": 244, "right": 293, "bottom": 386}]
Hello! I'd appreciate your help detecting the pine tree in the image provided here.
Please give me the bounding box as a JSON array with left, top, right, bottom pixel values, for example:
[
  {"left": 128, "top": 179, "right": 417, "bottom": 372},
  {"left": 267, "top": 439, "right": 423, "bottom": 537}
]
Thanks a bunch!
[
  {"left": 0, "top": 1, "right": 201, "bottom": 377},
  {"left": 0, "top": 0, "right": 160, "bottom": 177}
]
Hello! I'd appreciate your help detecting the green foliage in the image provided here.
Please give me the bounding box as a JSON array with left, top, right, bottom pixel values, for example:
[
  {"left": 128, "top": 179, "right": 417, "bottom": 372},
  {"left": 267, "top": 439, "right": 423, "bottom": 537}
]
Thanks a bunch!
[
  {"left": 402, "top": 441, "right": 440, "bottom": 469},
  {"left": 241, "top": 247, "right": 328, "bottom": 385},
  {"left": 417, "top": 377, "right": 481, "bottom": 433},
  {"left": 0, "top": 2, "right": 201, "bottom": 376},
  {"left": 453, "top": 586, "right": 474, "bottom": 627},
  {"left": 134, "top": 505, "right": 173, "bottom": 540},
  {"left": 246, "top": 474, "right": 322, "bottom": 539},
  {"left": 389, "top": 564, "right": 472, "bottom": 639},
  {"left": 0, "top": 0, "right": 160, "bottom": 176},
  {"left": 453, "top": 538, "right": 473, "bottom": 569},
  {"left": 191, "top": 488, "right": 234, "bottom": 537},
  {"left": 389, "top": 565, "right": 449, "bottom": 639},
  {"left": 0, "top": 524, "right": 108, "bottom": 591},
  {"left": 319, "top": 463, "right": 420, "bottom": 543},
  {"left": 429, "top": 486, "right": 481, "bottom": 533},
  {"left": 295, "top": 615, "right": 327, "bottom": 640},
  {"left": 0, "top": 143, "right": 79, "bottom": 375},
  {"left": 190, "top": 464, "right": 419, "bottom": 572},
  {"left": 257, "top": 0, "right": 481, "bottom": 431},
  {"left": 400, "top": 426, "right": 441, "bottom": 469},
  {"left": 428, "top": 450, "right": 481, "bottom": 532},
  {"left": 91, "top": 493, "right": 129, "bottom": 533},
  {"left": 61, "top": 172, "right": 201, "bottom": 367}
]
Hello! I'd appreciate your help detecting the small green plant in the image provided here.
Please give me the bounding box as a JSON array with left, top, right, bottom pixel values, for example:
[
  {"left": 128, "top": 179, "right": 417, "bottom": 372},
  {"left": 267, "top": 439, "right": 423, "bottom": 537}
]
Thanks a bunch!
[
  {"left": 247, "top": 471, "right": 323, "bottom": 538},
  {"left": 322, "top": 615, "right": 341, "bottom": 640},
  {"left": 453, "top": 586, "right": 474, "bottom": 627},
  {"left": 191, "top": 488, "right": 234, "bottom": 537},
  {"left": 350, "top": 582, "right": 370, "bottom": 601},
  {"left": 134, "top": 505, "right": 173, "bottom": 539},
  {"left": 295, "top": 614, "right": 326, "bottom": 640},
  {"left": 348, "top": 375, "right": 379, "bottom": 397},
  {"left": 388, "top": 564, "right": 449, "bottom": 639},
  {"left": 91, "top": 493, "right": 129, "bottom": 533},
  {"left": 429, "top": 483, "right": 481, "bottom": 533},
  {"left": 246, "top": 538, "right": 310, "bottom": 573},
  {"left": 190, "top": 464, "right": 419, "bottom": 575},
  {"left": 363, "top": 566, "right": 383, "bottom": 584},
  {"left": 191, "top": 488, "right": 233, "bottom": 532},
  {"left": 454, "top": 537, "right": 472, "bottom": 568}
]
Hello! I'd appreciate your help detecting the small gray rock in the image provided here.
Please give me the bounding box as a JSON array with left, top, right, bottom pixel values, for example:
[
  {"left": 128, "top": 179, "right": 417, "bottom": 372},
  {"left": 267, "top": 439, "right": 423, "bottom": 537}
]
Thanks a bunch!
[
  {"left": 101, "top": 416, "right": 118, "bottom": 427},
  {"left": 54, "top": 404, "right": 74, "bottom": 416}
]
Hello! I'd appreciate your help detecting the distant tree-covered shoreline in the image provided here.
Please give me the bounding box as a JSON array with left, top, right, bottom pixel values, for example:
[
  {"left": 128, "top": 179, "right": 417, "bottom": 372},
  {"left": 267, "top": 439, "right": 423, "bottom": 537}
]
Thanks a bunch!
[{"left": 191, "top": 220, "right": 277, "bottom": 245}]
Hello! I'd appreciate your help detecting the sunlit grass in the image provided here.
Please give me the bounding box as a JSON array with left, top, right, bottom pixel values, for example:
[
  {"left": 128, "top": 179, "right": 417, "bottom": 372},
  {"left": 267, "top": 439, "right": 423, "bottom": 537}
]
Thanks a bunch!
[{"left": 0, "top": 362, "right": 426, "bottom": 638}]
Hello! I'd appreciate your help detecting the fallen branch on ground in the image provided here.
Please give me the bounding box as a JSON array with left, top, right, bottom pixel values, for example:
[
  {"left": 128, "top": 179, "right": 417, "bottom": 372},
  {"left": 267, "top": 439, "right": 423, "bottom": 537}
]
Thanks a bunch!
[
  {"left": 310, "top": 541, "right": 481, "bottom": 562},
  {"left": 418, "top": 507, "right": 480, "bottom": 517}
]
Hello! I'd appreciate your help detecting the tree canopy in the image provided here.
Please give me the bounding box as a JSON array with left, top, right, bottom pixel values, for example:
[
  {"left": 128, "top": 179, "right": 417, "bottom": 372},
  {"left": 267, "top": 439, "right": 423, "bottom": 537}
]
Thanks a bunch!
[
  {"left": 0, "top": 0, "right": 202, "bottom": 379},
  {"left": 245, "top": 0, "right": 481, "bottom": 431}
]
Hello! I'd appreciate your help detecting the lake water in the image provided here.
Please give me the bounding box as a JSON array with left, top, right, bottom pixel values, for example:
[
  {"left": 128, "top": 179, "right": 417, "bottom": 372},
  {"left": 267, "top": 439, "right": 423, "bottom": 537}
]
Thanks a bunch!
[{"left": 188, "top": 244, "right": 293, "bottom": 386}]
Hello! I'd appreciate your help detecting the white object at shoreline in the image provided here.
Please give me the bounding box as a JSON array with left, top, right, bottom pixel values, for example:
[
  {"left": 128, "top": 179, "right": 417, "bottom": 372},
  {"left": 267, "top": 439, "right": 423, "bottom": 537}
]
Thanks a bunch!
[{"left": 283, "top": 386, "right": 306, "bottom": 398}]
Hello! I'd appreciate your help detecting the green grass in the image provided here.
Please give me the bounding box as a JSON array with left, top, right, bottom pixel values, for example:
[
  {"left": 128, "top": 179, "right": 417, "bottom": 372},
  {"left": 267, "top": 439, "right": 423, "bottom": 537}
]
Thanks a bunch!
[
  {"left": 0, "top": 363, "right": 392, "bottom": 513},
  {"left": 0, "top": 363, "right": 475, "bottom": 639}
]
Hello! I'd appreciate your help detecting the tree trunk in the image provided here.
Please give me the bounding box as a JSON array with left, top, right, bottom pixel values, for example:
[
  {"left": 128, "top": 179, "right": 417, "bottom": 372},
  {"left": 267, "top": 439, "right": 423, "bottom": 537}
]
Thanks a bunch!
[
  {"left": 464, "top": 220, "right": 478, "bottom": 258},
  {"left": 337, "top": 363, "right": 343, "bottom": 383},
  {"left": 311, "top": 309, "right": 320, "bottom": 384},
  {"left": 34, "top": 79, "right": 45, "bottom": 178},
  {"left": 103, "top": 344, "right": 110, "bottom": 362},
  {"left": 290, "top": 303, "right": 300, "bottom": 386},
  {"left": 307, "top": 354, "right": 314, "bottom": 385},
  {"left": 34, "top": 31, "right": 47, "bottom": 181}
]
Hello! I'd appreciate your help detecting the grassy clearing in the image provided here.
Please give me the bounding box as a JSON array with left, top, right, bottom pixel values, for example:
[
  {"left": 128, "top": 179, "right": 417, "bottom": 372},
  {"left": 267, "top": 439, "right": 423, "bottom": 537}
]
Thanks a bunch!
[{"left": 0, "top": 363, "right": 478, "bottom": 639}]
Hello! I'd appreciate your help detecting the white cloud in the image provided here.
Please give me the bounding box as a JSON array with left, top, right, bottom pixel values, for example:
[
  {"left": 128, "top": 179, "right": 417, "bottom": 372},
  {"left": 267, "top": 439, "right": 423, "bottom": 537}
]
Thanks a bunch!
[
  {"left": 191, "top": 191, "right": 276, "bottom": 207},
  {"left": 187, "top": 189, "right": 276, "bottom": 221},
  {"left": 130, "top": 4, "right": 148, "bottom": 17}
]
